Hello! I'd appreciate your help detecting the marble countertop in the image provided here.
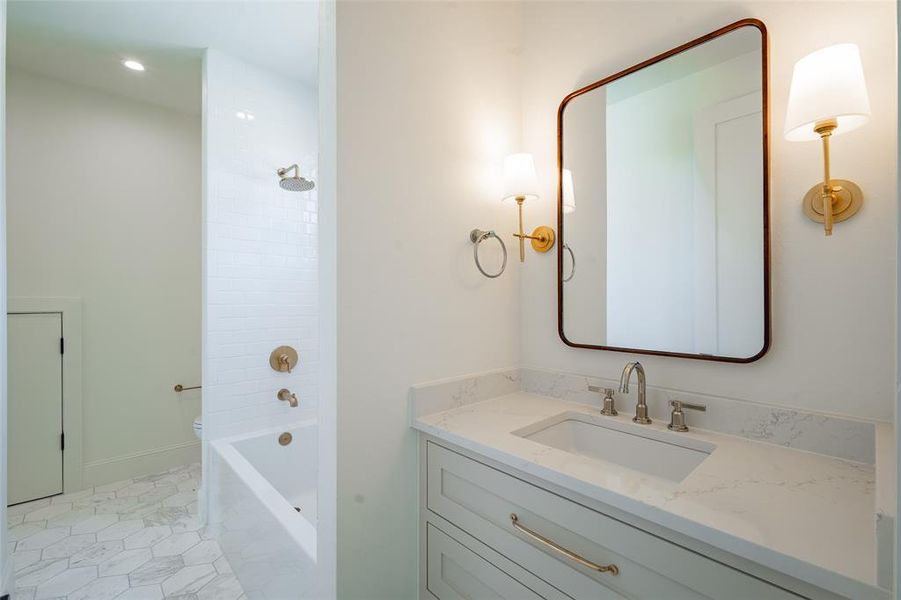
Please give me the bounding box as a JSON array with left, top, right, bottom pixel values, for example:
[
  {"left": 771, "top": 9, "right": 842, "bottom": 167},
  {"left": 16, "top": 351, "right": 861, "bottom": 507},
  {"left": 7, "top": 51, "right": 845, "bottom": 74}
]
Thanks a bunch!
[{"left": 413, "top": 391, "right": 886, "bottom": 599}]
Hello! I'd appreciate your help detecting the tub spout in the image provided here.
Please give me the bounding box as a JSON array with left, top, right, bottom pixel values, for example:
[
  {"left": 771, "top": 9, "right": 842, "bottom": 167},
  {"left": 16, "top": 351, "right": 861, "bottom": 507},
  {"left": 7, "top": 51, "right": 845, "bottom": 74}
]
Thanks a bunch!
[{"left": 278, "top": 388, "right": 299, "bottom": 408}]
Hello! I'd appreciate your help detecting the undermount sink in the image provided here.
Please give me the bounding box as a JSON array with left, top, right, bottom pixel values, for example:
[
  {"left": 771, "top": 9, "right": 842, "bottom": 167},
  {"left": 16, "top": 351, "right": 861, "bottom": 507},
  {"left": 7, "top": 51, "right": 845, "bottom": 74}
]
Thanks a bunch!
[{"left": 513, "top": 412, "right": 715, "bottom": 482}]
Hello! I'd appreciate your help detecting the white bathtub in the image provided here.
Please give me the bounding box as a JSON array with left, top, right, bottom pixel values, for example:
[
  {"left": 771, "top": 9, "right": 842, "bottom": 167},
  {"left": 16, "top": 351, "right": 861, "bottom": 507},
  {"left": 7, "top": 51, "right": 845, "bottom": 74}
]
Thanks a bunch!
[{"left": 209, "top": 421, "right": 318, "bottom": 599}]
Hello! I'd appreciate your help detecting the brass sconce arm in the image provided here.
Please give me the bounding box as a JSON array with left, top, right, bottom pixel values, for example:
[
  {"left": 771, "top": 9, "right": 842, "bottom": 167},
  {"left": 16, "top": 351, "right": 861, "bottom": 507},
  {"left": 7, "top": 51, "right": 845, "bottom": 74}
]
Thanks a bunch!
[
  {"left": 816, "top": 119, "right": 837, "bottom": 236},
  {"left": 510, "top": 196, "right": 555, "bottom": 262},
  {"left": 802, "top": 119, "right": 863, "bottom": 237}
]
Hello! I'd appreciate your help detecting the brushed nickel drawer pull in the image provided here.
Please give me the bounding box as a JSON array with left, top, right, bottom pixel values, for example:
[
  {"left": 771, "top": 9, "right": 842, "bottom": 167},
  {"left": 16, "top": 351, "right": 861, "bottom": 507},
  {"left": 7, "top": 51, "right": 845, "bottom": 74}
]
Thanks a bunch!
[{"left": 510, "top": 513, "right": 619, "bottom": 576}]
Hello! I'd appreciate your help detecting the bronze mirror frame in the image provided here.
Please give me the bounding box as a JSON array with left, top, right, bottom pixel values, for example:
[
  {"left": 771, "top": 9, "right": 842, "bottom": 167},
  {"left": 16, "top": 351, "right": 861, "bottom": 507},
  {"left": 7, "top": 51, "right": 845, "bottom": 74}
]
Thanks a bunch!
[{"left": 556, "top": 18, "right": 770, "bottom": 363}]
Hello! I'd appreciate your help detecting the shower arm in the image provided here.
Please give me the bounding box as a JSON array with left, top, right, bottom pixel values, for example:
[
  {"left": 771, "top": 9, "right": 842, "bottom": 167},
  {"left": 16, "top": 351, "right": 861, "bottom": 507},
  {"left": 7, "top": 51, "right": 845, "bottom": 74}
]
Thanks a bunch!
[{"left": 277, "top": 164, "right": 299, "bottom": 178}]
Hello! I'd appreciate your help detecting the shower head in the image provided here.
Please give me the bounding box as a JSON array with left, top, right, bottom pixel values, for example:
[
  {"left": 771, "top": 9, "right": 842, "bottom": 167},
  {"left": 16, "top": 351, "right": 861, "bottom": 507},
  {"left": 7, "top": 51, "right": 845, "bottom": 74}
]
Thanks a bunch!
[
  {"left": 277, "top": 164, "right": 315, "bottom": 192},
  {"left": 279, "top": 176, "right": 315, "bottom": 192}
]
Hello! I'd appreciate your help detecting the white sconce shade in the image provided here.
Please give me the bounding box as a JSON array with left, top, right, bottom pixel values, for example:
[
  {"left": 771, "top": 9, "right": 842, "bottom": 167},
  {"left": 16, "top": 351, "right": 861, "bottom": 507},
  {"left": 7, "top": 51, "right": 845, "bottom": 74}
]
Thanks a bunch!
[
  {"left": 562, "top": 169, "right": 576, "bottom": 214},
  {"left": 784, "top": 43, "right": 871, "bottom": 141},
  {"left": 502, "top": 153, "right": 539, "bottom": 202}
]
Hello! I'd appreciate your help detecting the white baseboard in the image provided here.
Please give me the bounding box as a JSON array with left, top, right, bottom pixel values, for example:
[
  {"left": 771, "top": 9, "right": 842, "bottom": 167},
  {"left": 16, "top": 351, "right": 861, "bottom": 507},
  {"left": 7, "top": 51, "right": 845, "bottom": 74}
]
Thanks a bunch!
[
  {"left": 81, "top": 440, "right": 201, "bottom": 489},
  {"left": 1, "top": 555, "right": 13, "bottom": 598}
]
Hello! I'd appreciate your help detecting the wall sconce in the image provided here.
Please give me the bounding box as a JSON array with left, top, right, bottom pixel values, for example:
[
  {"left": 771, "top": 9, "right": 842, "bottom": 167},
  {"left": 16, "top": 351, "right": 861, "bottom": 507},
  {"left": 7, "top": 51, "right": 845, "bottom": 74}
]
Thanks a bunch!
[
  {"left": 785, "top": 43, "right": 871, "bottom": 236},
  {"left": 502, "top": 153, "right": 555, "bottom": 261}
]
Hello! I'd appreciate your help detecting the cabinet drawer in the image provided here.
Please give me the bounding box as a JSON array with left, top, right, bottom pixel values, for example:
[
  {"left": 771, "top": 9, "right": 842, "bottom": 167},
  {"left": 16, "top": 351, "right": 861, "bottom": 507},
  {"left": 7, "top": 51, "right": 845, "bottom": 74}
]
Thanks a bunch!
[
  {"left": 426, "top": 522, "right": 568, "bottom": 600},
  {"left": 427, "top": 442, "right": 803, "bottom": 600}
]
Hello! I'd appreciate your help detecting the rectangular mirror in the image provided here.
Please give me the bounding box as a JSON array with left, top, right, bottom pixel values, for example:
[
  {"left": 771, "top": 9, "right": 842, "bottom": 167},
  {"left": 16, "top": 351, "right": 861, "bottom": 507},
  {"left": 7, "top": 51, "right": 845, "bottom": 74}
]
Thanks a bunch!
[{"left": 557, "top": 19, "right": 769, "bottom": 363}]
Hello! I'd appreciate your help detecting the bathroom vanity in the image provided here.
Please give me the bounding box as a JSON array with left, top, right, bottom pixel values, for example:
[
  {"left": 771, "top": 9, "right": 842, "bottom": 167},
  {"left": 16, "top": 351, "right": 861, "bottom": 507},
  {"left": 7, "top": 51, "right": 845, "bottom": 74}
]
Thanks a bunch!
[
  {"left": 419, "top": 15, "right": 893, "bottom": 600},
  {"left": 412, "top": 377, "right": 890, "bottom": 600}
]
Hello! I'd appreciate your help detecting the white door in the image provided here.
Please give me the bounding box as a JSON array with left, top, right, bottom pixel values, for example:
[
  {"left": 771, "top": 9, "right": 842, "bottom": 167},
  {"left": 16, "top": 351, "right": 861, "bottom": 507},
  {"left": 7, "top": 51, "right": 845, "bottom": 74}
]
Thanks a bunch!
[
  {"left": 8, "top": 312, "right": 64, "bottom": 505},
  {"left": 692, "top": 92, "right": 764, "bottom": 357}
]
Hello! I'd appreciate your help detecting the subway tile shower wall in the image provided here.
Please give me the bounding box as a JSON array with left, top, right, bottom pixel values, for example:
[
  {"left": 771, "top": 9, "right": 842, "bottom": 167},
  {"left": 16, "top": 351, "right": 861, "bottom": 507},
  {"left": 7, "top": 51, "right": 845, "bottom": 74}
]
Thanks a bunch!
[{"left": 204, "top": 49, "right": 319, "bottom": 439}]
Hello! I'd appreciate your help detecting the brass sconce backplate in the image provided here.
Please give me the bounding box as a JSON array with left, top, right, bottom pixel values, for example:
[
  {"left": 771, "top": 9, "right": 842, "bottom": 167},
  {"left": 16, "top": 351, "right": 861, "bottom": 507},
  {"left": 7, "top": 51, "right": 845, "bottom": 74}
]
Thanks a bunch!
[
  {"left": 529, "top": 226, "right": 556, "bottom": 253},
  {"left": 802, "top": 179, "right": 863, "bottom": 225},
  {"left": 269, "top": 346, "right": 299, "bottom": 373}
]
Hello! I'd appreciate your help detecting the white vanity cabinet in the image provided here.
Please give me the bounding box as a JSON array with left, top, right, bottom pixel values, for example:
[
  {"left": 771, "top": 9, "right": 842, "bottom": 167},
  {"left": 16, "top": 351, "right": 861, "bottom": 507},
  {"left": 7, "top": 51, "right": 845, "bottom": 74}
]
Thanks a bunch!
[{"left": 420, "top": 438, "right": 843, "bottom": 600}]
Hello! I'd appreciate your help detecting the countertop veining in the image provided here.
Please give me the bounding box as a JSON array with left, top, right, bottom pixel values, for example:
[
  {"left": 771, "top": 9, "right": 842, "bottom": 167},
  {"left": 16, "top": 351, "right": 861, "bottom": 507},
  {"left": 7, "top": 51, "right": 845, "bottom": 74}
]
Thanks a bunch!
[{"left": 413, "top": 391, "right": 885, "bottom": 599}]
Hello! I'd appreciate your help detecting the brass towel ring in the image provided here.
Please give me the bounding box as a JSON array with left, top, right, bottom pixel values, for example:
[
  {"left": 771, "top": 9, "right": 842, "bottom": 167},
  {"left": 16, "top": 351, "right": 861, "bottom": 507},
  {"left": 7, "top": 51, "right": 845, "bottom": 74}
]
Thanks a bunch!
[
  {"left": 470, "top": 229, "right": 507, "bottom": 279},
  {"left": 562, "top": 243, "right": 575, "bottom": 283}
]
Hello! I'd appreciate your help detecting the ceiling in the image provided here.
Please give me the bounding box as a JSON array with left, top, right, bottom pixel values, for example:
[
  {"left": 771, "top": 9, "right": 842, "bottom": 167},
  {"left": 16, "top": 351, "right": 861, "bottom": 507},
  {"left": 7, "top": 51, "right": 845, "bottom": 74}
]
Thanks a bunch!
[{"left": 8, "top": 1, "right": 319, "bottom": 114}]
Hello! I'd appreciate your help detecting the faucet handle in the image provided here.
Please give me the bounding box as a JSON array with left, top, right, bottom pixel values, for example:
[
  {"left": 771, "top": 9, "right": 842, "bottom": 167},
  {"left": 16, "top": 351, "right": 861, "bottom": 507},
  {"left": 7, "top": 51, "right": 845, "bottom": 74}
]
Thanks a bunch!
[
  {"left": 588, "top": 385, "right": 618, "bottom": 416},
  {"left": 674, "top": 400, "right": 706, "bottom": 412},
  {"left": 668, "top": 400, "right": 705, "bottom": 432}
]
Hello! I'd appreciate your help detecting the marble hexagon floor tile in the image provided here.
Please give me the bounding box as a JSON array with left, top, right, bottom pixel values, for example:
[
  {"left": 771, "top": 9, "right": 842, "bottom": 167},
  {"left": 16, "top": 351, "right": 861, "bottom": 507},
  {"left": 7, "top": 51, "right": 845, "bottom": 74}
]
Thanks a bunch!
[
  {"left": 128, "top": 556, "right": 186, "bottom": 587},
  {"left": 160, "top": 564, "right": 217, "bottom": 597},
  {"left": 123, "top": 526, "right": 173, "bottom": 550},
  {"left": 24, "top": 503, "right": 73, "bottom": 523},
  {"left": 69, "top": 540, "right": 125, "bottom": 569},
  {"left": 67, "top": 575, "right": 130, "bottom": 600},
  {"left": 115, "top": 584, "right": 165, "bottom": 600},
  {"left": 97, "top": 520, "right": 146, "bottom": 542},
  {"left": 9, "top": 523, "right": 47, "bottom": 543},
  {"left": 15, "top": 559, "right": 70, "bottom": 588},
  {"left": 34, "top": 566, "right": 97, "bottom": 599},
  {"left": 98, "top": 549, "right": 153, "bottom": 577},
  {"left": 143, "top": 508, "right": 188, "bottom": 528},
  {"left": 196, "top": 573, "right": 243, "bottom": 600},
  {"left": 11, "top": 462, "right": 245, "bottom": 599},
  {"left": 151, "top": 533, "right": 201, "bottom": 558},
  {"left": 70, "top": 513, "right": 119, "bottom": 535},
  {"left": 17, "top": 528, "right": 71, "bottom": 552},
  {"left": 49, "top": 508, "right": 100, "bottom": 529},
  {"left": 9, "top": 498, "right": 50, "bottom": 518},
  {"left": 13, "top": 587, "right": 37, "bottom": 600},
  {"left": 13, "top": 549, "right": 43, "bottom": 572},
  {"left": 182, "top": 541, "right": 221, "bottom": 567},
  {"left": 41, "top": 534, "right": 97, "bottom": 559}
]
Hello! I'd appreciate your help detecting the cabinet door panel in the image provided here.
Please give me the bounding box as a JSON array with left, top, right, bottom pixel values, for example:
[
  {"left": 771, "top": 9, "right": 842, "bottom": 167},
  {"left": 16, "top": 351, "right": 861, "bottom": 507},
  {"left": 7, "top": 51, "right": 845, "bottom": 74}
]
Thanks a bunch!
[
  {"left": 427, "top": 523, "right": 552, "bottom": 600},
  {"left": 427, "top": 442, "right": 803, "bottom": 600}
]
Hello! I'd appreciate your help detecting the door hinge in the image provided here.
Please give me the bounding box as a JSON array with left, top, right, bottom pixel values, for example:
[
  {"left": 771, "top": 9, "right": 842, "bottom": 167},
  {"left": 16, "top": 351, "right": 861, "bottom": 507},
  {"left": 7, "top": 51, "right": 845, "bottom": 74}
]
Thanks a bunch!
[
  {"left": 60, "top": 337, "right": 65, "bottom": 355},
  {"left": 60, "top": 432, "right": 65, "bottom": 451}
]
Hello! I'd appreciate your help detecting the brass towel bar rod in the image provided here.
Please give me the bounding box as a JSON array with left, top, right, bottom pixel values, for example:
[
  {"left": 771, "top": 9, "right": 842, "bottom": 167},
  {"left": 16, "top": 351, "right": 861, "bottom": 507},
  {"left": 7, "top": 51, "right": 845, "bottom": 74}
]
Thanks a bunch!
[{"left": 174, "top": 384, "right": 201, "bottom": 392}]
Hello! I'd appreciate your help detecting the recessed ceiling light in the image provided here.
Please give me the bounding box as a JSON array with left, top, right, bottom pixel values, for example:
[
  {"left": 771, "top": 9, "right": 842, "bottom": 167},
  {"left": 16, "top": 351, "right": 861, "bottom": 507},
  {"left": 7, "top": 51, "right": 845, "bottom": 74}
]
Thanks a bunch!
[{"left": 122, "top": 59, "right": 145, "bottom": 72}]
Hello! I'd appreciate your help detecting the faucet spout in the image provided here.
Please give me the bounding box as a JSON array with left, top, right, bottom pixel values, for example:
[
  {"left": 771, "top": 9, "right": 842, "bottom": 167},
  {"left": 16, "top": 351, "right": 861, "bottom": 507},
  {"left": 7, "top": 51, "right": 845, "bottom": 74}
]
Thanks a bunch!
[{"left": 620, "top": 362, "right": 651, "bottom": 424}]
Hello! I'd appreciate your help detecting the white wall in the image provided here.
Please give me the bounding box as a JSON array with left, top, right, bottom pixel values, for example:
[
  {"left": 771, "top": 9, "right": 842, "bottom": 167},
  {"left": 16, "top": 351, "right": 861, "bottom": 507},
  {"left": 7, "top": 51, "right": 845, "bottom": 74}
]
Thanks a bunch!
[
  {"left": 202, "top": 50, "right": 319, "bottom": 441},
  {"left": 6, "top": 68, "right": 202, "bottom": 485},
  {"left": 0, "top": 0, "right": 9, "bottom": 593},
  {"left": 521, "top": 1, "right": 897, "bottom": 422},
  {"left": 335, "top": 2, "right": 523, "bottom": 597},
  {"left": 316, "top": 0, "right": 338, "bottom": 596}
]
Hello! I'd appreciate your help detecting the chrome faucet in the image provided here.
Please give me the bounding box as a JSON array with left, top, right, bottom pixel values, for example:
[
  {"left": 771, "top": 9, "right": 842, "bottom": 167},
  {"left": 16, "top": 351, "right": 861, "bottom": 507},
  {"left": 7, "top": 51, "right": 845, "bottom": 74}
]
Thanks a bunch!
[{"left": 619, "top": 362, "right": 651, "bottom": 424}]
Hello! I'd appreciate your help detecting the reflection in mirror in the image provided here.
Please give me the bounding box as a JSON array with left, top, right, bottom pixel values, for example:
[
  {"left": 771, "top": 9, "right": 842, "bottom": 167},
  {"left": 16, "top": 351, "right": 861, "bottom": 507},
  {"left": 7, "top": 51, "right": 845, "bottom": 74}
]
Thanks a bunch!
[{"left": 560, "top": 22, "right": 767, "bottom": 361}]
